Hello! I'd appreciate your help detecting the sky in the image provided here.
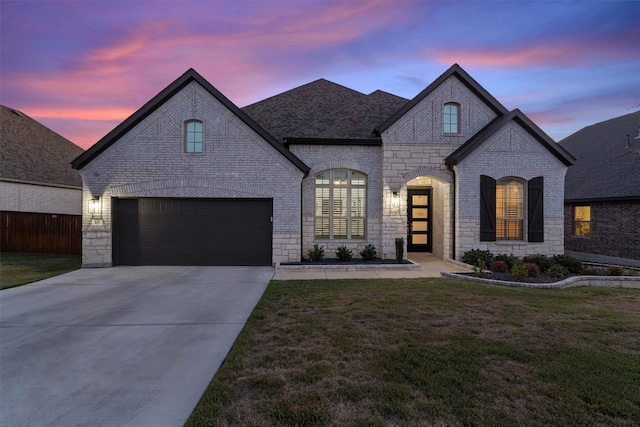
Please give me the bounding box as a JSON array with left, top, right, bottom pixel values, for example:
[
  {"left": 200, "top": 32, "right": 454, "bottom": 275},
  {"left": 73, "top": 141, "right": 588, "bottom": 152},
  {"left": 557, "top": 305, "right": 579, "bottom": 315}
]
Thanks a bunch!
[{"left": 1, "top": 0, "right": 638, "bottom": 150}]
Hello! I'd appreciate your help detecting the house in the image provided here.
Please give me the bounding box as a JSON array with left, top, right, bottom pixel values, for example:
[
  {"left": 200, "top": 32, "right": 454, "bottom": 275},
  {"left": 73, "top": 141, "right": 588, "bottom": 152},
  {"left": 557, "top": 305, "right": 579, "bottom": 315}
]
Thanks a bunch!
[
  {"left": 71, "top": 64, "right": 573, "bottom": 267},
  {"left": 0, "top": 105, "right": 84, "bottom": 254},
  {"left": 560, "top": 111, "right": 640, "bottom": 264}
]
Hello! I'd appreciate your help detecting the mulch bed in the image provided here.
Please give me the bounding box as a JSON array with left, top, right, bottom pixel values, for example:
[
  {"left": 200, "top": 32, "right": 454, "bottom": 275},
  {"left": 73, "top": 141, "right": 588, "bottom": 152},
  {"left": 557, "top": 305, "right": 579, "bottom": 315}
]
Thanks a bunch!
[{"left": 281, "top": 258, "right": 413, "bottom": 266}]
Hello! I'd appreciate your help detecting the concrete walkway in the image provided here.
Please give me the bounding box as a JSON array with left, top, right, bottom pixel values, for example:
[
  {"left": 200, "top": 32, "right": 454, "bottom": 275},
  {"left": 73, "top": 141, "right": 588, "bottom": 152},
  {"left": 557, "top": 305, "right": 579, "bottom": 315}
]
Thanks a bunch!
[
  {"left": 0, "top": 266, "right": 272, "bottom": 427},
  {"left": 273, "top": 253, "right": 471, "bottom": 280}
]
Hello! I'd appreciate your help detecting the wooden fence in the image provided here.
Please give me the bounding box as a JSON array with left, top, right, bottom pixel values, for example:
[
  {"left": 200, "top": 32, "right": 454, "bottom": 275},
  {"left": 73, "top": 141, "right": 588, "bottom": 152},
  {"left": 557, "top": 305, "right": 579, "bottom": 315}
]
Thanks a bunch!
[{"left": 1, "top": 211, "right": 82, "bottom": 255}]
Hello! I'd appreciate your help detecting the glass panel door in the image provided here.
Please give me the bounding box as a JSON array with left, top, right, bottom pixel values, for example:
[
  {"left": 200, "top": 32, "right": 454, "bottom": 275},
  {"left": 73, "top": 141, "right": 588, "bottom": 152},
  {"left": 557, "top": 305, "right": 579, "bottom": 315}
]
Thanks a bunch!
[{"left": 407, "top": 189, "right": 431, "bottom": 252}]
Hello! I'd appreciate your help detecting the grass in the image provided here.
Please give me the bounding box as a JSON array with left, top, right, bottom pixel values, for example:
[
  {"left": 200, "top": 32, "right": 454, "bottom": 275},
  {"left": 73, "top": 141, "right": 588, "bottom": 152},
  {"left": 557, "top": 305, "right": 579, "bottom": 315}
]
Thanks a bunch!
[
  {"left": 185, "top": 278, "right": 640, "bottom": 427},
  {"left": 0, "top": 252, "right": 81, "bottom": 290}
]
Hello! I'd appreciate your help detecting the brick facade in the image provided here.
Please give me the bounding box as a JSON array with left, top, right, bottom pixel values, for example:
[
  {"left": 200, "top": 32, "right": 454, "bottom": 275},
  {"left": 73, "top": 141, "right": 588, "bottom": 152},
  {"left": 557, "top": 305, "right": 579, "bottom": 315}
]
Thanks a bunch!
[
  {"left": 454, "top": 122, "right": 567, "bottom": 258},
  {"left": 77, "top": 67, "right": 569, "bottom": 267},
  {"left": 290, "top": 144, "right": 382, "bottom": 259},
  {"left": 79, "top": 81, "right": 304, "bottom": 267},
  {"left": 0, "top": 181, "right": 81, "bottom": 215},
  {"left": 565, "top": 200, "right": 640, "bottom": 261}
]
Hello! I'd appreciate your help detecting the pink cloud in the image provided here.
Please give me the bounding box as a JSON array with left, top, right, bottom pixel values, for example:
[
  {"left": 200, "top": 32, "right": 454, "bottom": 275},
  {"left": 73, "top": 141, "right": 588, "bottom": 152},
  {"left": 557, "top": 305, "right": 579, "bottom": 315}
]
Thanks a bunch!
[
  {"left": 428, "top": 26, "right": 639, "bottom": 68},
  {"left": 6, "top": 0, "right": 414, "bottom": 149}
]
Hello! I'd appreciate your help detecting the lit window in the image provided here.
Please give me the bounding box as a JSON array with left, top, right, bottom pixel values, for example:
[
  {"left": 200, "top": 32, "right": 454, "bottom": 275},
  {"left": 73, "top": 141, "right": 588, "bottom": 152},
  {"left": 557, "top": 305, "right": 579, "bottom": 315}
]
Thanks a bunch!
[
  {"left": 443, "top": 103, "right": 460, "bottom": 134},
  {"left": 185, "top": 120, "right": 203, "bottom": 153},
  {"left": 574, "top": 206, "right": 591, "bottom": 236},
  {"left": 496, "top": 178, "right": 524, "bottom": 240},
  {"left": 315, "top": 169, "right": 366, "bottom": 239}
]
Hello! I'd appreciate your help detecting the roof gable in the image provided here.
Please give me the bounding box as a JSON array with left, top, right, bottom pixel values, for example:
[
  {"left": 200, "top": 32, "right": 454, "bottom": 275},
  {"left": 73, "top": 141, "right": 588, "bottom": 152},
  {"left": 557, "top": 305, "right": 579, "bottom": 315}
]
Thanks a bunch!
[
  {"left": 72, "top": 69, "right": 309, "bottom": 173},
  {"left": 445, "top": 109, "right": 574, "bottom": 166},
  {"left": 1, "top": 105, "right": 84, "bottom": 187},
  {"left": 375, "top": 64, "right": 509, "bottom": 135},
  {"left": 559, "top": 110, "right": 640, "bottom": 201}
]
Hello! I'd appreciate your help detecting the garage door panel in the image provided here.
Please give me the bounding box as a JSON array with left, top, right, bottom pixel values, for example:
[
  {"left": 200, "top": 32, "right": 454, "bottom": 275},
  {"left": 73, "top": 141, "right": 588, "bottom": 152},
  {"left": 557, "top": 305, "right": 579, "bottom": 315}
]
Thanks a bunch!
[{"left": 114, "top": 198, "right": 272, "bottom": 266}]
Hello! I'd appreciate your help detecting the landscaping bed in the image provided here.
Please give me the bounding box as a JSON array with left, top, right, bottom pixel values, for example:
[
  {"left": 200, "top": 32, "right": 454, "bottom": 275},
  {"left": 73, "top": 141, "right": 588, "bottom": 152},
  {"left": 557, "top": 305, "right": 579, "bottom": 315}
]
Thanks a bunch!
[
  {"left": 460, "top": 249, "right": 637, "bottom": 284},
  {"left": 281, "top": 258, "right": 413, "bottom": 266}
]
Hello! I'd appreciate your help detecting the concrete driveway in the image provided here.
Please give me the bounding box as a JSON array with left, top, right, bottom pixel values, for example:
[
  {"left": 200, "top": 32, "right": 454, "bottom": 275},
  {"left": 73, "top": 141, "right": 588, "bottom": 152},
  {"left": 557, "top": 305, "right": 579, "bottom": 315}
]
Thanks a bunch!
[{"left": 0, "top": 266, "right": 273, "bottom": 427}]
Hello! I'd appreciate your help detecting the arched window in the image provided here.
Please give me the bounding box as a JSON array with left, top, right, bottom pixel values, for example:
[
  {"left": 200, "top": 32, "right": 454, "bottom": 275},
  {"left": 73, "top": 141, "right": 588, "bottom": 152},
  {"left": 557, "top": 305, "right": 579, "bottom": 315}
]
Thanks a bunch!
[
  {"left": 496, "top": 178, "right": 524, "bottom": 240},
  {"left": 443, "top": 103, "right": 460, "bottom": 134},
  {"left": 184, "top": 120, "right": 203, "bottom": 153},
  {"left": 315, "top": 169, "right": 366, "bottom": 239}
]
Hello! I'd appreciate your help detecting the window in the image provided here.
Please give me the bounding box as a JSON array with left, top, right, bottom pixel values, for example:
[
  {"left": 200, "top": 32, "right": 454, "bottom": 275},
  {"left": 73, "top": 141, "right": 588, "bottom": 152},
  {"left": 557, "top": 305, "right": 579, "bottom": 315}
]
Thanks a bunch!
[
  {"left": 443, "top": 103, "right": 460, "bottom": 134},
  {"left": 315, "top": 169, "right": 366, "bottom": 239},
  {"left": 496, "top": 178, "right": 524, "bottom": 240},
  {"left": 185, "top": 120, "right": 203, "bottom": 153},
  {"left": 480, "top": 175, "right": 544, "bottom": 242},
  {"left": 574, "top": 206, "right": 591, "bottom": 236}
]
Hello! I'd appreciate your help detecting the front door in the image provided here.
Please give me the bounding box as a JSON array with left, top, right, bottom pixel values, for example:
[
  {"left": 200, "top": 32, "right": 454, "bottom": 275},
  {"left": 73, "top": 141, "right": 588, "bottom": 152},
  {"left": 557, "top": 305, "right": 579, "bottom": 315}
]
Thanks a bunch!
[{"left": 407, "top": 189, "right": 432, "bottom": 252}]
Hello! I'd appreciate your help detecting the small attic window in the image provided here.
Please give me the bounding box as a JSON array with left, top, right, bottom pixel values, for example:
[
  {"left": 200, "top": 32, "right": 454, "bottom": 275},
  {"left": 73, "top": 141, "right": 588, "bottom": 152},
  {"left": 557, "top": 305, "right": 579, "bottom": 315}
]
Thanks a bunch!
[
  {"left": 185, "top": 120, "right": 203, "bottom": 153},
  {"left": 443, "top": 103, "right": 460, "bottom": 134},
  {"left": 10, "top": 109, "right": 23, "bottom": 117}
]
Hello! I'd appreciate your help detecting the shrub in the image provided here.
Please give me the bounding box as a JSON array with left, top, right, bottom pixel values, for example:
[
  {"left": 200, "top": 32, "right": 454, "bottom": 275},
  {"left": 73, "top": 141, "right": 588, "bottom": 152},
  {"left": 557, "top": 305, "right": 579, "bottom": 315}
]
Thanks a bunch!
[
  {"left": 360, "top": 244, "right": 377, "bottom": 261},
  {"left": 335, "top": 246, "right": 353, "bottom": 262},
  {"left": 490, "top": 260, "right": 508, "bottom": 273},
  {"left": 604, "top": 265, "right": 624, "bottom": 276},
  {"left": 524, "top": 262, "right": 540, "bottom": 277},
  {"left": 395, "top": 237, "right": 404, "bottom": 262},
  {"left": 308, "top": 245, "right": 325, "bottom": 262},
  {"left": 522, "top": 254, "right": 553, "bottom": 273},
  {"left": 473, "top": 259, "right": 488, "bottom": 278},
  {"left": 461, "top": 249, "right": 493, "bottom": 267},
  {"left": 548, "top": 264, "right": 569, "bottom": 279},
  {"left": 580, "top": 267, "right": 602, "bottom": 276},
  {"left": 551, "top": 255, "right": 583, "bottom": 274},
  {"left": 510, "top": 263, "right": 528, "bottom": 282},
  {"left": 494, "top": 253, "right": 519, "bottom": 269}
]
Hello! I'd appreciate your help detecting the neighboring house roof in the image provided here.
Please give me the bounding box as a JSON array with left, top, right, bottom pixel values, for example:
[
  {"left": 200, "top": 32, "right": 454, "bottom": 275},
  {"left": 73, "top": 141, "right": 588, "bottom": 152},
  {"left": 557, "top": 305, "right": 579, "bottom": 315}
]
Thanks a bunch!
[
  {"left": 242, "top": 79, "right": 408, "bottom": 142},
  {"left": 559, "top": 110, "right": 640, "bottom": 202},
  {"left": 445, "top": 109, "right": 575, "bottom": 167},
  {"left": 71, "top": 68, "right": 310, "bottom": 173},
  {"left": 374, "top": 63, "right": 509, "bottom": 135},
  {"left": 1, "top": 104, "right": 84, "bottom": 187}
]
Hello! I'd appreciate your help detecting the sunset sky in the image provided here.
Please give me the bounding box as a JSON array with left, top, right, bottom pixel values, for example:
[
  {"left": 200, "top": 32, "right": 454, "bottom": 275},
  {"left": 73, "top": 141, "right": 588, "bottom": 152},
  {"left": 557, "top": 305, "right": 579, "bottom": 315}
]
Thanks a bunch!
[{"left": 1, "top": 0, "right": 638, "bottom": 150}]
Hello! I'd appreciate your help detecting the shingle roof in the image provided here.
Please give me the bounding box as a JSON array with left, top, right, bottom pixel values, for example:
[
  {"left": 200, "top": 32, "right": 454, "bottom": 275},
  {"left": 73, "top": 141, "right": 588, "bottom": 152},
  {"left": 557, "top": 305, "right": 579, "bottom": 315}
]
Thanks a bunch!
[
  {"left": 445, "top": 109, "right": 574, "bottom": 167},
  {"left": 1, "top": 104, "right": 84, "bottom": 187},
  {"left": 559, "top": 110, "right": 640, "bottom": 202},
  {"left": 242, "top": 79, "right": 408, "bottom": 142},
  {"left": 72, "top": 68, "right": 309, "bottom": 173}
]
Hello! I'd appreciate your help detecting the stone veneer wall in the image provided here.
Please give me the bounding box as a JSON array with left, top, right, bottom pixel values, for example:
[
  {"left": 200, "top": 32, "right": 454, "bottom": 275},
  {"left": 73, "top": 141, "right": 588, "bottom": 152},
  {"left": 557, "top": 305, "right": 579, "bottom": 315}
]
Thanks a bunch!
[
  {"left": 290, "top": 144, "right": 382, "bottom": 259},
  {"left": 79, "top": 81, "right": 304, "bottom": 267},
  {"left": 564, "top": 200, "right": 640, "bottom": 261},
  {"left": 454, "top": 122, "right": 567, "bottom": 259},
  {"left": 380, "top": 76, "right": 498, "bottom": 260},
  {"left": 0, "top": 181, "right": 81, "bottom": 215}
]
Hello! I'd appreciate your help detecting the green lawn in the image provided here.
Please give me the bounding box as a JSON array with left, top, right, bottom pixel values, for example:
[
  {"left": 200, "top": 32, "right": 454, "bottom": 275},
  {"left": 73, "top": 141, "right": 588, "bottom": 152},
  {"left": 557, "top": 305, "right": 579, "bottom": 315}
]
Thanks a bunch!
[
  {"left": 185, "top": 278, "right": 640, "bottom": 427},
  {"left": 0, "top": 252, "right": 81, "bottom": 290}
]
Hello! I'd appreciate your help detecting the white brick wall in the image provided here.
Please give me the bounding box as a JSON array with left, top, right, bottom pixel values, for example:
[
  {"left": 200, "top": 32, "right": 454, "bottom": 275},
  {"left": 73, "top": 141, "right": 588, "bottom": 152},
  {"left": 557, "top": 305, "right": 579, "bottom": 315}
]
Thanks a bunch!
[
  {"left": 290, "top": 144, "right": 382, "bottom": 258},
  {"left": 379, "top": 76, "right": 495, "bottom": 260},
  {"left": 0, "top": 181, "right": 81, "bottom": 215},
  {"left": 454, "top": 121, "right": 567, "bottom": 258},
  {"left": 79, "top": 81, "right": 304, "bottom": 267}
]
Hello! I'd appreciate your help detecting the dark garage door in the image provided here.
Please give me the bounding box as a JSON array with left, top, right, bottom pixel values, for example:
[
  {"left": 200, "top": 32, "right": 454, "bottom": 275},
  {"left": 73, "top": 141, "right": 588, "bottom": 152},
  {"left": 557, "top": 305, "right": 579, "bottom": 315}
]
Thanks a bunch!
[{"left": 114, "top": 198, "right": 272, "bottom": 266}]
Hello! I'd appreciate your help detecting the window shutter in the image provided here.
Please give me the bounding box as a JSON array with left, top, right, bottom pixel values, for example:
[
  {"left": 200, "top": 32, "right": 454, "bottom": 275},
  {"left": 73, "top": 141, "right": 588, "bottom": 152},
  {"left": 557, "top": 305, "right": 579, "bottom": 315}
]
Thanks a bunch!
[
  {"left": 528, "top": 176, "right": 544, "bottom": 242},
  {"left": 480, "top": 175, "right": 496, "bottom": 241}
]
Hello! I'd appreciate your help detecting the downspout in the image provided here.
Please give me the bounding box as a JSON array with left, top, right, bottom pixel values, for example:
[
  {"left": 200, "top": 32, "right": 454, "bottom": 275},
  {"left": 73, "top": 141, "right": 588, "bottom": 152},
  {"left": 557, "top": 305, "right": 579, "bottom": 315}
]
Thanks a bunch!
[{"left": 448, "top": 164, "right": 457, "bottom": 260}]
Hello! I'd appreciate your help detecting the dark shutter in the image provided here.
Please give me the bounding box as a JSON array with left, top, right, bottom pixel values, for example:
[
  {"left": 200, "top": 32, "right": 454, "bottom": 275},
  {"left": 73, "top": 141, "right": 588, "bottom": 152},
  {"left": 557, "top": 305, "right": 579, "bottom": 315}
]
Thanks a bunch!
[
  {"left": 527, "top": 176, "right": 544, "bottom": 242},
  {"left": 480, "top": 175, "right": 496, "bottom": 241}
]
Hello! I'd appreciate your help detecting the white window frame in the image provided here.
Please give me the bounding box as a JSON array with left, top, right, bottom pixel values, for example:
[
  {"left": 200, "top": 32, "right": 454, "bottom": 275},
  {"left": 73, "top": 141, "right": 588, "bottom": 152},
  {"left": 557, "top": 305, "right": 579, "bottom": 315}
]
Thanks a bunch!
[
  {"left": 184, "top": 120, "right": 203, "bottom": 153},
  {"left": 314, "top": 169, "right": 366, "bottom": 240}
]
